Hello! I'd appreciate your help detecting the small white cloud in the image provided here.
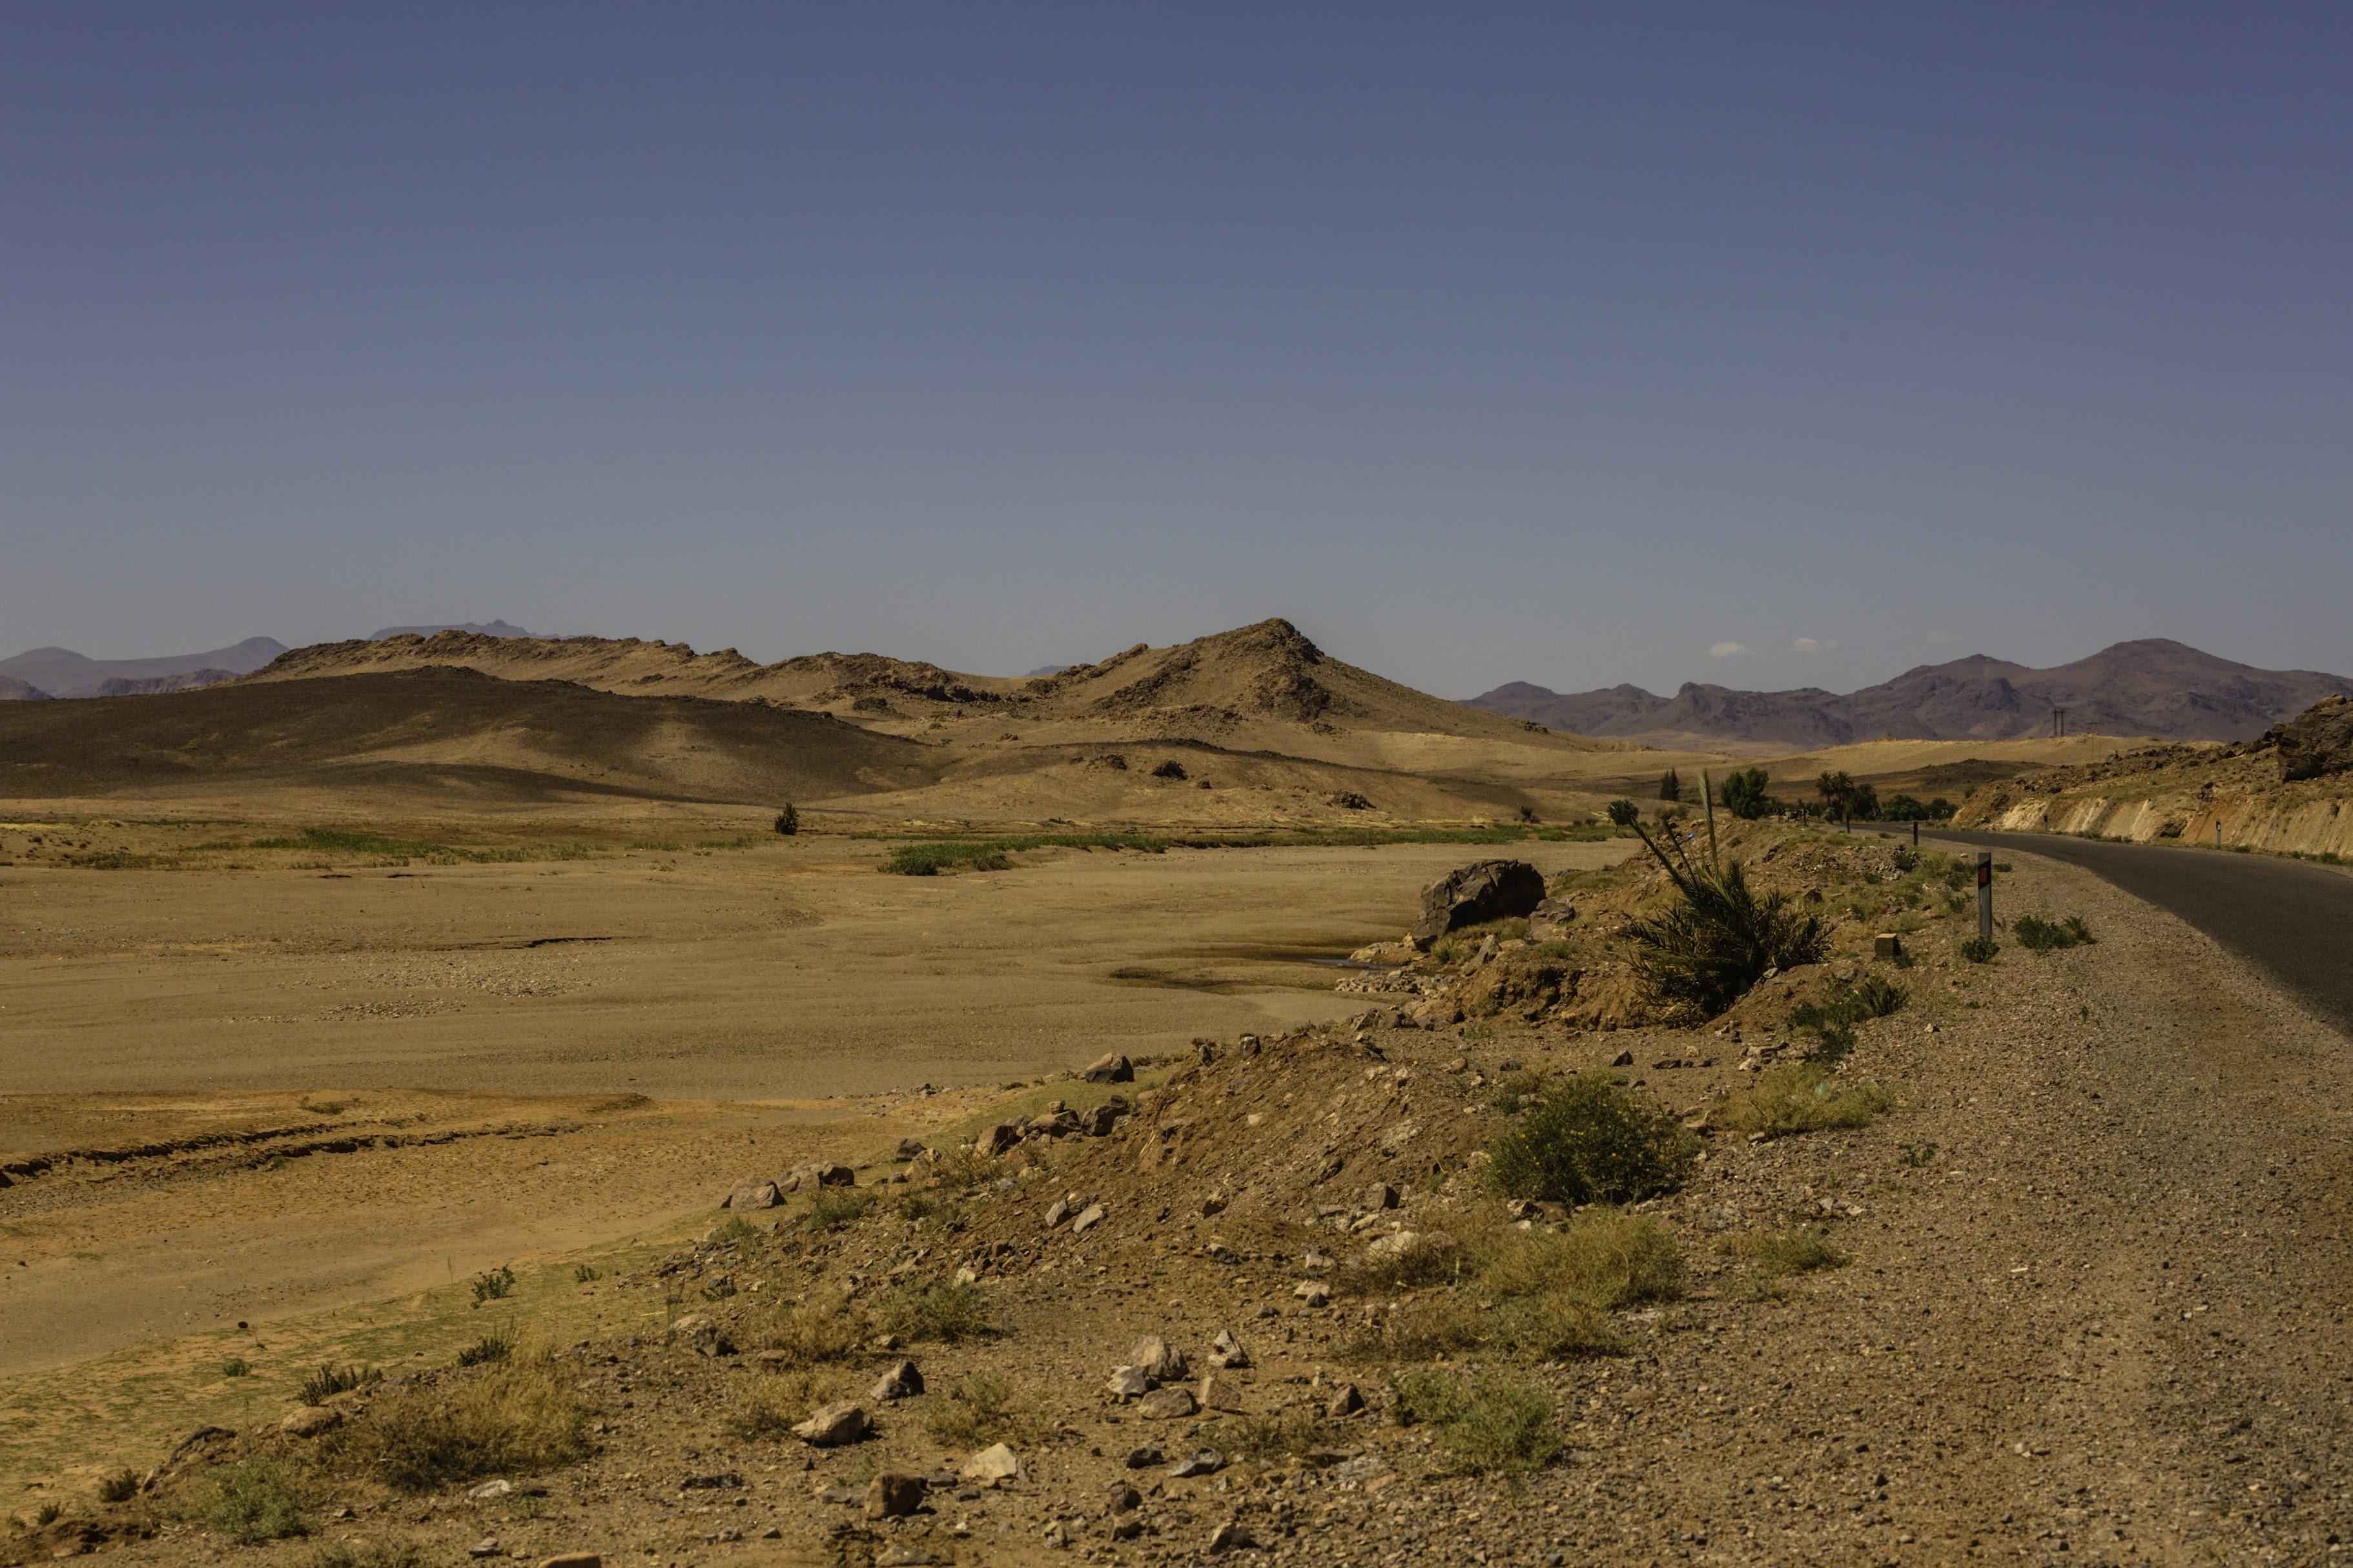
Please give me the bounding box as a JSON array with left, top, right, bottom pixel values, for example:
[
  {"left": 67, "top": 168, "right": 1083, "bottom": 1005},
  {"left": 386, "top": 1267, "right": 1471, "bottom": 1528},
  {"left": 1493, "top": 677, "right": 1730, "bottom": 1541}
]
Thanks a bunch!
[
  {"left": 1790, "top": 636, "right": 1836, "bottom": 653},
  {"left": 1924, "top": 631, "right": 1962, "bottom": 646},
  {"left": 1708, "top": 641, "right": 1758, "bottom": 658}
]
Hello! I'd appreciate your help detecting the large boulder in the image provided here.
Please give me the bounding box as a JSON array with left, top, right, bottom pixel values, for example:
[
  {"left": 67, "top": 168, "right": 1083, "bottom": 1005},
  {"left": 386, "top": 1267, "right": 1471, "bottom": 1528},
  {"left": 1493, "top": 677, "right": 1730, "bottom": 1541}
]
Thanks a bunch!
[
  {"left": 1410, "top": 860, "right": 1547, "bottom": 944},
  {"left": 2270, "top": 696, "right": 2353, "bottom": 782}
]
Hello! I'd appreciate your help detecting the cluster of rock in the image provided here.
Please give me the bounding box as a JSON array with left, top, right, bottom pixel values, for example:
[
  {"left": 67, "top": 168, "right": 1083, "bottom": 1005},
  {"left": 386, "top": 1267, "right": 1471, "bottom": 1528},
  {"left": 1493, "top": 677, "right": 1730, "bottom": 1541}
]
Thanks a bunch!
[
  {"left": 724, "top": 1161, "right": 854, "bottom": 1211},
  {"left": 972, "top": 1094, "right": 1131, "bottom": 1159}
]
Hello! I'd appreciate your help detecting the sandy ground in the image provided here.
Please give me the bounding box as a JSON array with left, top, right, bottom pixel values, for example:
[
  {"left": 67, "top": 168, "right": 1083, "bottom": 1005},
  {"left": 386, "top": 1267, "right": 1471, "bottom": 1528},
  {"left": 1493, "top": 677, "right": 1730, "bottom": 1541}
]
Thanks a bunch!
[
  {"left": 0, "top": 838, "right": 1632, "bottom": 1387},
  {"left": 0, "top": 837, "right": 1633, "bottom": 1100}
]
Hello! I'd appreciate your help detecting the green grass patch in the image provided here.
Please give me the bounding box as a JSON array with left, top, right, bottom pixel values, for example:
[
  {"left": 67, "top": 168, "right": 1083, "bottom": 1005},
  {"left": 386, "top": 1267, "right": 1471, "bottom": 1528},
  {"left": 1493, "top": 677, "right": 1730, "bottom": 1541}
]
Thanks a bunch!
[
  {"left": 2013, "top": 914, "right": 2095, "bottom": 953},
  {"left": 200, "top": 1455, "right": 311, "bottom": 1543}
]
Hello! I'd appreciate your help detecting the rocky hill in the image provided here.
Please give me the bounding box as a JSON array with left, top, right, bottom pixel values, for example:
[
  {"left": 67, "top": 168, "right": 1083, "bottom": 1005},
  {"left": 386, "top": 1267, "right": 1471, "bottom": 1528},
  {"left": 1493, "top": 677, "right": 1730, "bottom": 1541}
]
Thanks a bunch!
[
  {"left": 1468, "top": 640, "right": 2353, "bottom": 748},
  {"left": 241, "top": 621, "right": 1621, "bottom": 784}
]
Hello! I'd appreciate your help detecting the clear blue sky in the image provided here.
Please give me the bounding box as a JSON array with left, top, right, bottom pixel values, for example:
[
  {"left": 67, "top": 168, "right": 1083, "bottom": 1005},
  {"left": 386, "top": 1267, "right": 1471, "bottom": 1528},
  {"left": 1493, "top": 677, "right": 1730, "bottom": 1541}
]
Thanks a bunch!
[{"left": 5, "top": 3, "right": 2348, "bottom": 696}]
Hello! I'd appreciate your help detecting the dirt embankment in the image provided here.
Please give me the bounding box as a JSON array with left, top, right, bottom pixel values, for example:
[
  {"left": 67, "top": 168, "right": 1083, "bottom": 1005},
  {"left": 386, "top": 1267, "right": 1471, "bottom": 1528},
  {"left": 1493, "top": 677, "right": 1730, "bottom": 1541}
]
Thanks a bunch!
[{"left": 1956, "top": 734, "right": 2353, "bottom": 858}]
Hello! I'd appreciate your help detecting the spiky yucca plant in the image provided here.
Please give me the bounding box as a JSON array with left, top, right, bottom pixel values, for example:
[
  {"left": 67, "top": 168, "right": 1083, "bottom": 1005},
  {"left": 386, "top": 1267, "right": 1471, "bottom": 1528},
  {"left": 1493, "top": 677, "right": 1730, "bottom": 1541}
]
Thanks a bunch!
[{"left": 1627, "top": 773, "right": 1826, "bottom": 1018}]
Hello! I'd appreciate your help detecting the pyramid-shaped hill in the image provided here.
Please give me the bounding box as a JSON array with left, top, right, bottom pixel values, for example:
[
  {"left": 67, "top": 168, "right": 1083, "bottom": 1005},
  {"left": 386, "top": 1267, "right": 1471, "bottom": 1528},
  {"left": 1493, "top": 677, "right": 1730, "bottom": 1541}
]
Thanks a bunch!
[{"left": 242, "top": 620, "right": 1632, "bottom": 777}]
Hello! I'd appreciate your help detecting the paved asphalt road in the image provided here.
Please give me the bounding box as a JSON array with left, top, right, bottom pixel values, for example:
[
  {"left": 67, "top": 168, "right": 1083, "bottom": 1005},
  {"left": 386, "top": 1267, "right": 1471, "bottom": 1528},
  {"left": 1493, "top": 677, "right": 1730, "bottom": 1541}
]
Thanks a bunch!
[{"left": 1931, "top": 829, "right": 2353, "bottom": 1039}]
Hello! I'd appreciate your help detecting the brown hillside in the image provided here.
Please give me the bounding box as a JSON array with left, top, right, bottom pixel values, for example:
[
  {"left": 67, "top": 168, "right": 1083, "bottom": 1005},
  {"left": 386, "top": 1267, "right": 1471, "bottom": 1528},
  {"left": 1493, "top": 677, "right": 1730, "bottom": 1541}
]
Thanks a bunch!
[{"left": 0, "top": 666, "right": 943, "bottom": 806}]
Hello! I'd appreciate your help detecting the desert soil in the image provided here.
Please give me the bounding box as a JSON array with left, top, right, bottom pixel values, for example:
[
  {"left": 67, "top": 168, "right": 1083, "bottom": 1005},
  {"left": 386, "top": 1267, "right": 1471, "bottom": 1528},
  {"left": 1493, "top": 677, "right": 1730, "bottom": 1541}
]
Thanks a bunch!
[
  {"left": 11, "top": 842, "right": 2351, "bottom": 1565},
  {"left": 0, "top": 839, "right": 1629, "bottom": 1386}
]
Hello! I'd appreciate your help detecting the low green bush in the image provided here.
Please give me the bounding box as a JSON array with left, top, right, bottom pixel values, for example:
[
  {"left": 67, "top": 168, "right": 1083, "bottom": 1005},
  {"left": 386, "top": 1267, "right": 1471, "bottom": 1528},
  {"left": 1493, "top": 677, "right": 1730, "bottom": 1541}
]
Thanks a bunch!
[
  {"left": 1709, "top": 1064, "right": 1887, "bottom": 1141},
  {"left": 2013, "top": 914, "right": 2095, "bottom": 952},
  {"left": 200, "top": 1456, "right": 311, "bottom": 1543},
  {"left": 876, "top": 1278, "right": 992, "bottom": 1343},
  {"left": 1958, "top": 935, "right": 1999, "bottom": 963},
  {"left": 1486, "top": 1074, "right": 1698, "bottom": 1207},
  {"left": 1391, "top": 1369, "right": 1559, "bottom": 1474}
]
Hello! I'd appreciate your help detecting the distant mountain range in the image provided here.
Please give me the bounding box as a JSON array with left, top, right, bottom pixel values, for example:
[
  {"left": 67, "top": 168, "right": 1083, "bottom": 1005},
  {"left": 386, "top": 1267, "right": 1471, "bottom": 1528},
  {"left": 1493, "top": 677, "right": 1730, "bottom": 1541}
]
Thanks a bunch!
[
  {"left": 0, "top": 638, "right": 289, "bottom": 700},
  {"left": 369, "top": 620, "right": 547, "bottom": 640},
  {"left": 1464, "top": 640, "right": 2353, "bottom": 747}
]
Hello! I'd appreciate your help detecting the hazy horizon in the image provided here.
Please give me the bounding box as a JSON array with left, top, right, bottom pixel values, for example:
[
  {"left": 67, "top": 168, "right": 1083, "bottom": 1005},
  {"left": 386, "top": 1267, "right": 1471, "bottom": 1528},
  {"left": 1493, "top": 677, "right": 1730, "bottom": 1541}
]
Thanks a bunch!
[{"left": 6, "top": 5, "right": 2350, "bottom": 698}]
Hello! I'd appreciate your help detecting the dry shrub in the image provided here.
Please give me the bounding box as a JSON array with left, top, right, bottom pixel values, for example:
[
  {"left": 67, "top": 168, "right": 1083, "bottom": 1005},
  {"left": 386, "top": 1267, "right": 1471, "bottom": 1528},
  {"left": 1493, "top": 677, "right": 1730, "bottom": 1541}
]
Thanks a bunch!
[
  {"left": 1202, "top": 1409, "right": 1331, "bottom": 1461},
  {"left": 1727, "top": 1225, "right": 1849, "bottom": 1277},
  {"left": 725, "top": 1370, "right": 847, "bottom": 1441},
  {"left": 1341, "top": 1295, "right": 1486, "bottom": 1364},
  {"left": 1333, "top": 1232, "right": 1467, "bottom": 1296},
  {"left": 323, "top": 1355, "right": 594, "bottom": 1492},
  {"left": 308, "top": 1545, "right": 427, "bottom": 1568},
  {"left": 750, "top": 1292, "right": 867, "bottom": 1366},
  {"left": 1709, "top": 1064, "right": 1887, "bottom": 1141},
  {"left": 926, "top": 1146, "right": 1000, "bottom": 1188},
  {"left": 876, "top": 1278, "right": 992, "bottom": 1343},
  {"left": 922, "top": 1374, "right": 1047, "bottom": 1449}
]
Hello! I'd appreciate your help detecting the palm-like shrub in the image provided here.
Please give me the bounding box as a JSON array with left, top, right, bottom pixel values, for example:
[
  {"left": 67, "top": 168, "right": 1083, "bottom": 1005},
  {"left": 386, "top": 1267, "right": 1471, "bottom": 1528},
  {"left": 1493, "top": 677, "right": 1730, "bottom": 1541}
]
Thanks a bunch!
[{"left": 1627, "top": 776, "right": 1825, "bottom": 1017}]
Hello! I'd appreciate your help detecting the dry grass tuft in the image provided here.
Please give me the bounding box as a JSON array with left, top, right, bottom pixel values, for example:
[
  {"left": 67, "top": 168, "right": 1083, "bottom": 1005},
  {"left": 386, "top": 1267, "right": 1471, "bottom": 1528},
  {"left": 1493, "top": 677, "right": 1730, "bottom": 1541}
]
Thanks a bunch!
[
  {"left": 876, "top": 1277, "right": 992, "bottom": 1343},
  {"left": 922, "top": 1374, "right": 1049, "bottom": 1449},
  {"left": 724, "top": 1370, "right": 848, "bottom": 1441},
  {"left": 1709, "top": 1063, "right": 1887, "bottom": 1141},
  {"left": 321, "top": 1354, "right": 595, "bottom": 1492},
  {"left": 748, "top": 1292, "right": 867, "bottom": 1367}
]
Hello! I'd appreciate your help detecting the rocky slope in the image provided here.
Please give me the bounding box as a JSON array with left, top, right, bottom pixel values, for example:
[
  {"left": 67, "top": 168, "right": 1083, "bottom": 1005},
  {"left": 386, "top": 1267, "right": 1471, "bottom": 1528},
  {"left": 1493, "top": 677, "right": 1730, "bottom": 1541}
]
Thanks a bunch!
[
  {"left": 1954, "top": 697, "right": 2353, "bottom": 857},
  {"left": 1470, "top": 640, "right": 2353, "bottom": 748}
]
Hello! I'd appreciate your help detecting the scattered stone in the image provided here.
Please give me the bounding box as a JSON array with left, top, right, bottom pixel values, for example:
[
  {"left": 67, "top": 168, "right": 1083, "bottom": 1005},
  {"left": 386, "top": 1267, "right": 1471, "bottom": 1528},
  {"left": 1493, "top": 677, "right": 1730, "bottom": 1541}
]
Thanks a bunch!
[
  {"left": 870, "top": 1360, "right": 924, "bottom": 1401},
  {"left": 1611, "top": 1049, "right": 1636, "bottom": 1067},
  {"left": 865, "top": 1473, "right": 925, "bottom": 1520},
  {"left": 1044, "top": 1197, "right": 1071, "bottom": 1228},
  {"left": 724, "top": 1179, "right": 781, "bottom": 1210},
  {"left": 466, "top": 1479, "right": 515, "bottom": 1502},
  {"left": 1079, "top": 1103, "right": 1124, "bottom": 1137},
  {"left": 538, "top": 1556, "right": 601, "bottom": 1568},
  {"left": 468, "top": 1542, "right": 501, "bottom": 1560},
  {"left": 1197, "top": 1376, "right": 1245, "bottom": 1413},
  {"left": 1169, "top": 1449, "right": 1227, "bottom": 1479},
  {"left": 1127, "top": 1336, "right": 1186, "bottom": 1382},
  {"left": 1104, "top": 1365, "right": 1152, "bottom": 1400},
  {"left": 1209, "top": 1329, "right": 1251, "bottom": 1369},
  {"left": 1110, "top": 1518, "right": 1144, "bottom": 1541},
  {"left": 894, "top": 1137, "right": 927, "bottom": 1160},
  {"left": 1083, "top": 1052, "right": 1135, "bottom": 1083},
  {"left": 978, "top": 1124, "right": 1022, "bottom": 1158},
  {"left": 1293, "top": 1281, "right": 1331, "bottom": 1307},
  {"left": 1208, "top": 1521, "right": 1257, "bottom": 1554},
  {"left": 779, "top": 1161, "right": 856, "bottom": 1193},
  {"left": 1198, "top": 1191, "right": 1229, "bottom": 1217},
  {"left": 874, "top": 1547, "right": 933, "bottom": 1567},
  {"left": 1304, "top": 1447, "right": 1357, "bottom": 1468},
  {"left": 1107, "top": 1483, "right": 1142, "bottom": 1513},
  {"left": 1874, "top": 932, "right": 1905, "bottom": 961},
  {"left": 1136, "top": 1386, "right": 1198, "bottom": 1420},
  {"left": 960, "top": 1443, "right": 1021, "bottom": 1483},
  {"left": 664, "top": 1314, "right": 734, "bottom": 1358},
  {"left": 1326, "top": 1383, "right": 1364, "bottom": 1418},
  {"left": 1411, "top": 859, "right": 1546, "bottom": 942},
  {"left": 1124, "top": 1444, "right": 1164, "bottom": 1469},
  {"left": 792, "top": 1401, "right": 868, "bottom": 1447},
  {"left": 1361, "top": 1230, "right": 1428, "bottom": 1262},
  {"left": 1527, "top": 897, "right": 1578, "bottom": 940},
  {"left": 679, "top": 1474, "right": 743, "bottom": 1491},
  {"left": 279, "top": 1405, "right": 342, "bottom": 1437},
  {"left": 1362, "top": 1181, "right": 1399, "bottom": 1210}
]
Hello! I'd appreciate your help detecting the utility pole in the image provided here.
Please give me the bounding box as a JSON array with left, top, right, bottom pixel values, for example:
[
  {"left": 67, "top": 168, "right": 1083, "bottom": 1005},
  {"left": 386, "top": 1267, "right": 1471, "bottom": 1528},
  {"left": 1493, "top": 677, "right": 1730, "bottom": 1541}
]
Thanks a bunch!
[{"left": 1977, "top": 851, "right": 1994, "bottom": 943}]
